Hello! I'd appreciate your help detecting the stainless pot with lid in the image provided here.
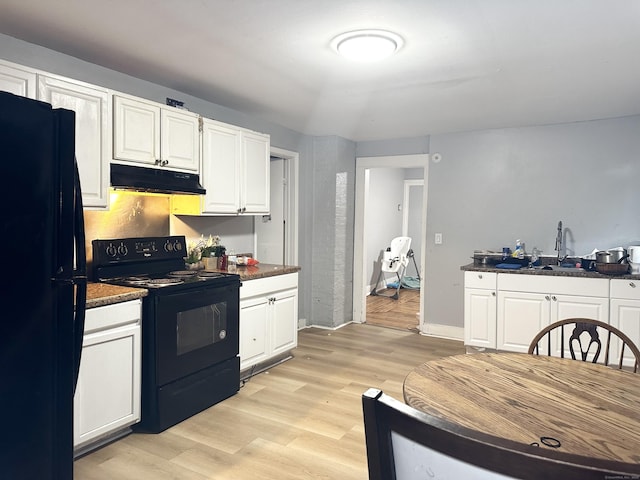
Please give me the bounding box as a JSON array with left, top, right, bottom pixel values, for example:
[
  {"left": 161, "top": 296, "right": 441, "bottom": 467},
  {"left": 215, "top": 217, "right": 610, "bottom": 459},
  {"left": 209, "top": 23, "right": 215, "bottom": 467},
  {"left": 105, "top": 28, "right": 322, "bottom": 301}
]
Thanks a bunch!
[{"left": 596, "top": 249, "right": 628, "bottom": 264}]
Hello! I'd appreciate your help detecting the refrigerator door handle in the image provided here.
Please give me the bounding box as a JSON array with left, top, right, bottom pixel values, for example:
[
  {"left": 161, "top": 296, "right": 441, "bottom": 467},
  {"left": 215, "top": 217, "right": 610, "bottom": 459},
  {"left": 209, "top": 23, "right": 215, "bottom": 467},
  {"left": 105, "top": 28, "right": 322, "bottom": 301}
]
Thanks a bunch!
[{"left": 72, "top": 161, "right": 87, "bottom": 393}]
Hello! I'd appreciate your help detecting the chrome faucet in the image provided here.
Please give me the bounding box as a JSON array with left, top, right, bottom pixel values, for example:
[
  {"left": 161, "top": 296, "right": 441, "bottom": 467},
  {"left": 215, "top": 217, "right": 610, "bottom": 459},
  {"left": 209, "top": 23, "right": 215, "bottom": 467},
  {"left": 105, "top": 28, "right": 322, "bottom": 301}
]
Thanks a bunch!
[{"left": 555, "top": 220, "right": 566, "bottom": 265}]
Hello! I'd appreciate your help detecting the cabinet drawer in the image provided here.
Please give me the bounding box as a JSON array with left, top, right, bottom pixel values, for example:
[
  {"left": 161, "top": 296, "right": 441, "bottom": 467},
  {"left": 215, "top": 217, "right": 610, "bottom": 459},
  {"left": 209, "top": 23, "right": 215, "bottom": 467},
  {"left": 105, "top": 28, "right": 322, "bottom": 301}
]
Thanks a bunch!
[
  {"left": 610, "top": 279, "right": 640, "bottom": 300},
  {"left": 497, "top": 274, "right": 609, "bottom": 297},
  {"left": 240, "top": 272, "right": 298, "bottom": 299},
  {"left": 464, "top": 271, "right": 496, "bottom": 290},
  {"left": 85, "top": 300, "right": 141, "bottom": 334}
]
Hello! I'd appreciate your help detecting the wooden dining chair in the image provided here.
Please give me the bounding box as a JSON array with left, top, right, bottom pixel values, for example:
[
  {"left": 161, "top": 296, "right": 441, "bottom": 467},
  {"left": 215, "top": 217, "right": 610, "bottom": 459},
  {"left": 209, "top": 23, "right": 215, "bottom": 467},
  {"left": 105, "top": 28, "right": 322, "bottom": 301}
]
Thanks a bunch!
[
  {"left": 527, "top": 318, "right": 640, "bottom": 373},
  {"left": 362, "top": 388, "right": 639, "bottom": 480}
]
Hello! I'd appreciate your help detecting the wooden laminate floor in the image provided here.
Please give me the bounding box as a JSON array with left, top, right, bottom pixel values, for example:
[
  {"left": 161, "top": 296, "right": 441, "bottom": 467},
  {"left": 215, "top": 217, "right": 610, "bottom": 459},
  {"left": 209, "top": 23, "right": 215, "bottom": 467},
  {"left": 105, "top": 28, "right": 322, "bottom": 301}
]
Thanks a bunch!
[
  {"left": 366, "top": 288, "right": 420, "bottom": 332},
  {"left": 74, "top": 323, "right": 464, "bottom": 480}
]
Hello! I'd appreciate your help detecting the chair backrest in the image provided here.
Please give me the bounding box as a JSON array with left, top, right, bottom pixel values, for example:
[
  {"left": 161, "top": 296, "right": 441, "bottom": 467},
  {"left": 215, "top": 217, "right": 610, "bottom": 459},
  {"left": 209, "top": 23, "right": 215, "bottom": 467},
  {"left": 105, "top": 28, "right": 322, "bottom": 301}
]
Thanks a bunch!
[
  {"left": 527, "top": 318, "right": 640, "bottom": 373},
  {"left": 362, "top": 388, "right": 639, "bottom": 480},
  {"left": 382, "top": 237, "right": 411, "bottom": 272}
]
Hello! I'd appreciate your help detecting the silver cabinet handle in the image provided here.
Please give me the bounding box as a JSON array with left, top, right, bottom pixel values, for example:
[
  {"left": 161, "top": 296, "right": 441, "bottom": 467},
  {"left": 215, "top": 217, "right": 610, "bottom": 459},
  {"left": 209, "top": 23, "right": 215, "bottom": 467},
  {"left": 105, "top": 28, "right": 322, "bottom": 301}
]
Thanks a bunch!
[
  {"left": 545, "top": 295, "right": 551, "bottom": 301},
  {"left": 630, "top": 282, "right": 636, "bottom": 288},
  {"left": 491, "top": 292, "right": 496, "bottom": 296},
  {"left": 478, "top": 274, "right": 483, "bottom": 279},
  {"left": 551, "top": 295, "right": 557, "bottom": 301}
]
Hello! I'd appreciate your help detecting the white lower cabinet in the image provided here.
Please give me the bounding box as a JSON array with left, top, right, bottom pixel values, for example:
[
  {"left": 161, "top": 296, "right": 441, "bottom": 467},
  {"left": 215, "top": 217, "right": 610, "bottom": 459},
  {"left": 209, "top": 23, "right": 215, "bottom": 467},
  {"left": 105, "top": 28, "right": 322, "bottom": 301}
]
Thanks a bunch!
[
  {"left": 609, "top": 279, "right": 640, "bottom": 368},
  {"left": 74, "top": 300, "right": 141, "bottom": 451},
  {"left": 240, "top": 273, "right": 298, "bottom": 371},
  {"left": 496, "top": 275, "right": 609, "bottom": 353},
  {"left": 463, "top": 272, "right": 497, "bottom": 349},
  {"left": 465, "top": 272, "right": 610, "bottom": 354}
]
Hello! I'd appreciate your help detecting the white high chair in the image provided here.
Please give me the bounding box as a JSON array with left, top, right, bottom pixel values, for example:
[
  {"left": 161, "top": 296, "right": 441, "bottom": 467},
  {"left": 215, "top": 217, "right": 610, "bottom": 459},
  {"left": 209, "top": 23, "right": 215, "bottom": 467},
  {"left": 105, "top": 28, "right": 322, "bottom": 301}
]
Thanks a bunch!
[{"left": 370, "top": 236, "right": 412, "bottom": 300}]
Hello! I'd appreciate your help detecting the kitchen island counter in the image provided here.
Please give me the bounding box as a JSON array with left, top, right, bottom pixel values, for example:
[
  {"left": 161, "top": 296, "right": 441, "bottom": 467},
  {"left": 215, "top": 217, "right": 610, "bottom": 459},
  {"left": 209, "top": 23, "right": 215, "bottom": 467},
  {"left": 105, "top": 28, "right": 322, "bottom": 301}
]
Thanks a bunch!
[{"left": 86, "top": 282, "right": 148, "bottom": 309}]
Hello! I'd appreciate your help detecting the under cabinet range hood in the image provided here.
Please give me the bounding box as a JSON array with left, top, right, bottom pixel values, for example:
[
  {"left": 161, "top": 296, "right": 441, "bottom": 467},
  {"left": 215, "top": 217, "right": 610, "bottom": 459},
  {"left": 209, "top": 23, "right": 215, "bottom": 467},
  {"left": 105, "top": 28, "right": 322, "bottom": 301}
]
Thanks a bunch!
[{"left": 111, "top": 164, "right": 206, "bottom": 195}]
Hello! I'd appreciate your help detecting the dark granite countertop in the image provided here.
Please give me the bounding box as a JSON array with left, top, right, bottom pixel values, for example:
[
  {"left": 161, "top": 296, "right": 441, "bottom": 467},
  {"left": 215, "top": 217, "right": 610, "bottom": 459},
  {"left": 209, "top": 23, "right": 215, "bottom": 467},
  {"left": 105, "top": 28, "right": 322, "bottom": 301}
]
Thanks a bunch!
[
  {"left": 206, "top": 264, "right": 301, "bottom": 281},
  {"left": 86, "top": 282, "right": 148, "bottom": 309},
  {"left": 461, "top": 263, "right": 640, "bottom": 280},
  {"left": 84, "top": 264, "right": 300, "bottom": 309}
]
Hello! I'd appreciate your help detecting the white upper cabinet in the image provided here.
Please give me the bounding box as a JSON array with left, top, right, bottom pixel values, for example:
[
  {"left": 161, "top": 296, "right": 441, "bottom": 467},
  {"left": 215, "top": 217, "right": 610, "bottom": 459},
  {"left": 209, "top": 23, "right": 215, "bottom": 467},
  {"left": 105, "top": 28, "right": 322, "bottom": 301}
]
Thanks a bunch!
[
  {"left": 0, "top": 60, "right": 36, "bottom": 98},
  {"left": 201, "top": 119, "right": 242, "bottom": 214},
  {"left": 113, "top": 94, "right": 200, "bottom": 172},
  {"left": 38, "top": 74, "right": 110, "bottom": 209},
  {"left": 188, "top": 118, "right": 269, "bottom": 215},
  {"left": 241, "top": 130, "right": 270, "bottom": 214}
]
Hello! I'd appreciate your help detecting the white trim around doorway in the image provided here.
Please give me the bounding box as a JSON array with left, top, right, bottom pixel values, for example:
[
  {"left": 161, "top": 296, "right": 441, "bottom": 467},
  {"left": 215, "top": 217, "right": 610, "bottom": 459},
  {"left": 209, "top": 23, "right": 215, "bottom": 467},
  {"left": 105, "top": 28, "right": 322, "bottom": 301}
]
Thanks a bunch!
[
  {"left": 256, "top": 145, "right": 299, "bottom": 267},
  {"left": 353, "top": 154, "right": 429, "bottom": 332}
]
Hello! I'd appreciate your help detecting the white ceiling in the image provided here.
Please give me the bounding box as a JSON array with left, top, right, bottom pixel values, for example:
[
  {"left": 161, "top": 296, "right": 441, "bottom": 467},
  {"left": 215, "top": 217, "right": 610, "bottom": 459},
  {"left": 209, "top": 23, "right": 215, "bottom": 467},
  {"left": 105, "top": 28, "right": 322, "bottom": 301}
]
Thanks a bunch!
[{"left": 1, "top": 0, "right": 640, "bottom": 141}]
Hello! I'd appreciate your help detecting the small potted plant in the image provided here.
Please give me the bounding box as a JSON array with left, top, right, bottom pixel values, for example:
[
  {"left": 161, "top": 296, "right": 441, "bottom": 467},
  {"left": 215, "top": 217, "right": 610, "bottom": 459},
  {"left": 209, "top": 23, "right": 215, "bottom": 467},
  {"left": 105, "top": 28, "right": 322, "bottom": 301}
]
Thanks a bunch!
[
  {"left": 185, "top": 239, "right": 205, "bottom": 270},
  {"left": 200, "top": 235, "right": 225, "bottom": 270}
]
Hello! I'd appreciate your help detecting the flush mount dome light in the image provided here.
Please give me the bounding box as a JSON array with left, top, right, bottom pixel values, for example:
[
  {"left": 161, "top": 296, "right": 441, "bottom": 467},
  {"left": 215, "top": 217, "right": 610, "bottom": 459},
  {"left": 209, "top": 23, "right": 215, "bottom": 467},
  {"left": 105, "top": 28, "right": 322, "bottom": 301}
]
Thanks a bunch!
[{"left": 332, "top": 29, "right": 403, "bottom": 62}]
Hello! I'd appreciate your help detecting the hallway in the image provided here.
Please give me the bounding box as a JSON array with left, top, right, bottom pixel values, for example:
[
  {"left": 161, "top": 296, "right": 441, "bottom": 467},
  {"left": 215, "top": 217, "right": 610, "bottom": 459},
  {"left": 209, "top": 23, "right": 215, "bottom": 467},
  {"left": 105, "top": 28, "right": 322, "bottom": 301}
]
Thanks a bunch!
[{"left": 365, "top": 288, "right": 420, "bottom": 332}]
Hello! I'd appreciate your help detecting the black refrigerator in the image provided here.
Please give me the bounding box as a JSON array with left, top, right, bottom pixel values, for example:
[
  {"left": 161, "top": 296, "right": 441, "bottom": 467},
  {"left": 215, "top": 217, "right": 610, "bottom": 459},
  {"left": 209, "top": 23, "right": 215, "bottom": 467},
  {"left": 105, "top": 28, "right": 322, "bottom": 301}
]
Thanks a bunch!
[{"left": 0, "top": 91, "right": 87, "bottom": 479}]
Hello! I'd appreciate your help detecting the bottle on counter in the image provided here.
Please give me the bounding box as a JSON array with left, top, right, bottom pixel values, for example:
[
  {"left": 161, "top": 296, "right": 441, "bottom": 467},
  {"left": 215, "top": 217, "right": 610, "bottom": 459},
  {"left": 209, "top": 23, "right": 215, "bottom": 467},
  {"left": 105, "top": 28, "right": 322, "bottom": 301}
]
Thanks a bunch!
[
  {"left": 513, "top": 239, "right": 525, "bottom": 259},
  {"left": 227, "top": 250, "right": 237, "bottom": 273}
]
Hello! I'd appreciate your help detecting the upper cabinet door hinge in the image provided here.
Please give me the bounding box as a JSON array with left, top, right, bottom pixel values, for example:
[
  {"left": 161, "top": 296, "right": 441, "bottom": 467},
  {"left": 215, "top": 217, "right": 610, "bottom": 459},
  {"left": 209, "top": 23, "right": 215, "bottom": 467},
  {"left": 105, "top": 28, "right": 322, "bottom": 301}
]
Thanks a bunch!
[{"left": 198, "top": 116, "right": 203, "bottom": 133}]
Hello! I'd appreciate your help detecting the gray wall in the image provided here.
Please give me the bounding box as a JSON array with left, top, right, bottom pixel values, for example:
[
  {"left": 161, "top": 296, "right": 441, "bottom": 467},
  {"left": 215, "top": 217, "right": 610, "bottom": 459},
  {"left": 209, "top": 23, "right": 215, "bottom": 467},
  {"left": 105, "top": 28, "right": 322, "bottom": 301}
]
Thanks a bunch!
[
  {"left": 425, "top": 117, "right": 640, "bottom": 328},
  {"left": 358, "top": 117, "right": 640, "bottom": 331},
  {"left": 310, "top": 136, "right": 356, "bottom": 328}
]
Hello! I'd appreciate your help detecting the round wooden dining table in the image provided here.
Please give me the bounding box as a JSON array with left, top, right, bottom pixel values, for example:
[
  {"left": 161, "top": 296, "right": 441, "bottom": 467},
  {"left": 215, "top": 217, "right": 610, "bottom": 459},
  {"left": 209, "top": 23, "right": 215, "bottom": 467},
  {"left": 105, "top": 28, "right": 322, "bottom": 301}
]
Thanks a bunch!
[{"left": 403, "top": 352, "right": 640, "bottom": 464}]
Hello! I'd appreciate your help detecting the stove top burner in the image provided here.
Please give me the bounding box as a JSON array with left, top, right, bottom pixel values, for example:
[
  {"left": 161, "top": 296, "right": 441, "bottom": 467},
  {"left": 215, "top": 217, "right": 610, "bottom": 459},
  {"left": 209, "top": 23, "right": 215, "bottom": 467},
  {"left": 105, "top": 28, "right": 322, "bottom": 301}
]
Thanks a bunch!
[
  {"left": 168, "top": 270, "right": 198, "bottom": 278},
  {"left": 147, "top": 278, "right": 184, "bottom": 286},
  {"left": 197, "top": 271, "right": 225, "bottom": 278},
  {"left": 103, "top": 269, "right": 233, "bottom": 289},
  {"left": 92, "top": 236, "right": 238, "bottom": 292}
]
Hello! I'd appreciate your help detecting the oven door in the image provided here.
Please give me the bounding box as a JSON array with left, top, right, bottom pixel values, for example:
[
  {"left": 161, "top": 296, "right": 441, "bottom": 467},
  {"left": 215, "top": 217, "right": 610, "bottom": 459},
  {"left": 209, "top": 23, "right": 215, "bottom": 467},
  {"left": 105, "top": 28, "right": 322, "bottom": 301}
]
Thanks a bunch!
[{"left": 155, "top": 283, "right": 239, "bottom": 386}]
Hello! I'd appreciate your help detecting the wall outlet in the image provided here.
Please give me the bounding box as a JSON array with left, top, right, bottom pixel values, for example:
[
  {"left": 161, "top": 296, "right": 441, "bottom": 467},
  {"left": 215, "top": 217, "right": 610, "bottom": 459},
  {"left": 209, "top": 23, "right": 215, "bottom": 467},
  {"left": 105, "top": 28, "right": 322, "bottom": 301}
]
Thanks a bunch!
[{"left": 435, "top": 233, "right": 443, "bottom": 244}]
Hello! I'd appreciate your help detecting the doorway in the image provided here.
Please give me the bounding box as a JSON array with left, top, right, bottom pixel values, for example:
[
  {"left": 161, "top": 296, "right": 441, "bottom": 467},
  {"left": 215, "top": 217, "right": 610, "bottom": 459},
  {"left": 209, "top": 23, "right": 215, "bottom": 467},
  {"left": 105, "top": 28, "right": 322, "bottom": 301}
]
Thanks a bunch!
[
  {"left": 403, "top": 179, "right": 424, "bottom": 279},
  {"left": 353, "top": 154, "right": 429, "bottom": 332},
  {"left": 254, "top": 146, "right": 299, "bottom": 266}
]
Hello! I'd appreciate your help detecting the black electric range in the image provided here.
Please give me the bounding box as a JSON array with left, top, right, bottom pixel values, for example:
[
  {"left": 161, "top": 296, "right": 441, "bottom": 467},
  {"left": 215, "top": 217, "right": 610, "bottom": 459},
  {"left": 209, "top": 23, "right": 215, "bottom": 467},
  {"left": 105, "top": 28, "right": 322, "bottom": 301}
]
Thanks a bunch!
[{"left": 92, "top": 235, "right": 241, "bottom": 433}]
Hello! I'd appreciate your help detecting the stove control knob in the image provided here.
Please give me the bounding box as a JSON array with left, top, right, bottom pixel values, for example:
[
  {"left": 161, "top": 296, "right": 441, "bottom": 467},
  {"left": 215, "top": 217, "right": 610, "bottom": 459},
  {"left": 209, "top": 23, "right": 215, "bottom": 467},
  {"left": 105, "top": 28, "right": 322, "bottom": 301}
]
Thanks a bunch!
[
  {"left": 105, "top": 244, "right": 117, "bottom": 257},
  {"left": 117, "top": 243, "right": 128, "bottom": 256},
  {"left": 174, "top": 241, "right": 183, "bottom": 252},
  {"left": 164, "top": 241, "right": 173, "bottom": 252}
]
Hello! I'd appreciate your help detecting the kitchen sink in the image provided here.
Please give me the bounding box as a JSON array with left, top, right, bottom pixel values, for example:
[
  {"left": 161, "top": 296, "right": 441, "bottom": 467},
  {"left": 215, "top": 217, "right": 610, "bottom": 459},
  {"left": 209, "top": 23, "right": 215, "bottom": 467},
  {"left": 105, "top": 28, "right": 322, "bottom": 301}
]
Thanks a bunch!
[{"left": 531, "top": 265, "right": 580, "bottom": 272}]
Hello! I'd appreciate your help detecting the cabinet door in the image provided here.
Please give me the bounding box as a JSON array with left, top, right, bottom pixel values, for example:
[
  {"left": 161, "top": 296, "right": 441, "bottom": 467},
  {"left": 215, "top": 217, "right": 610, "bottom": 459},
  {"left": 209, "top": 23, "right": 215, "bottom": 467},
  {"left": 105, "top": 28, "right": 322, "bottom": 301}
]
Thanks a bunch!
[
  {"left": 550, "top": 294, "right": 610, "bottom": 358},
  {"left": 239, "top": 296, "right": 270, "bottom": 369},
  {"left": 0, "top": 61, "right": 36, "bottom": 98},
  {"left": 161, "top": 108, "right": 200, "bottom": 171},
  {"left": 38, "top": 75, "right": 110, "bottom": 208},
  {"left": 552, "top": 294, "right": 609, "bottom": 324},
  {"left": 113, "top": 95, "right": 160, "bottom": 166},
  {"left": 609, "top": 298, "right": 640, "bottom": 368},
  {"left": 464, "top": 288, "right": 496, "bottom": 349},
  {"left": 74, "top": 324, "right": 141, "bottom": 448},
  {"left": 241, "top": 130, "right": 270, "bottom": 214},
  {"left": 270, "top": 288, "right": 298, "bottom": 356},
  {"left": 497, "top": 291, "right": 549, "bottom": 353},
  {"left": 201, "top": 119, "right": 241, "bottom": 214}
]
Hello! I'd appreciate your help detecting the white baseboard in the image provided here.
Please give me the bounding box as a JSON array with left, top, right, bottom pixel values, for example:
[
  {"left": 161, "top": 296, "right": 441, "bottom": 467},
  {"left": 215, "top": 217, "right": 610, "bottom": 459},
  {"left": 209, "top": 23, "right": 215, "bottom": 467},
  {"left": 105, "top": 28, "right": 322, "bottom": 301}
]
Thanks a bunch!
[
  {"left": 298, "top": 320, "right": 355, "bottom": 331},
  {"left": 420, "top": 323, "right": 464, "bottom": 341}
]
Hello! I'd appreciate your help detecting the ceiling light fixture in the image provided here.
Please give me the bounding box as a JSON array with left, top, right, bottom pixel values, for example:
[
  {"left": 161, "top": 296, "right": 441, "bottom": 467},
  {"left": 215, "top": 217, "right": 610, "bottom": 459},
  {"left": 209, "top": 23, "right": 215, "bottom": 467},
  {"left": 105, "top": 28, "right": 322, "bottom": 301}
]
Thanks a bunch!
[{"left": 332, "top": 29, "right": 403, "bottom": 62}]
